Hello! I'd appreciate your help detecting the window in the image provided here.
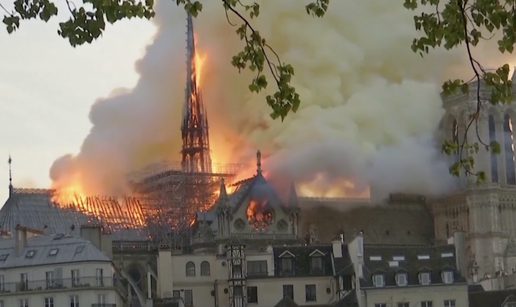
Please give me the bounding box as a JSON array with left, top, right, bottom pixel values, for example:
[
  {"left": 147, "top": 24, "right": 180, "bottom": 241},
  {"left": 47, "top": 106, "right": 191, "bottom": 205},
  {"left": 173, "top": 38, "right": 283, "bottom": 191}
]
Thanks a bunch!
[
  {"left": 48, "top": 249, "right": 59, "bottom": 256},
  {"left": 247, "top": 286, "right": 258, "bottom": 303},
  {"left": 25, "top": 250, "right": 36, "bottom": 258},
  {"left": 19, "top": 299, "right": 28, "bottom": 307},
  {"left": 0, "top": 300, "right": 4, "bottom": 307},
  {"left": 46, "top": 271, "right": 54, "bottom": 288},
  {"left": 421, "top": 301, "right": 433, "bottom": 307},
  {"left": 200, "top": 261, "right": 210, "bottom": 276},
  {"left": 233, "top": 265, "right": 243, "bottom": 277},
  {"left": 281, "top": 258, "right": 294, "bottom": 274},
  {"left": 0, "top": 254, "right": 8, "bottom": 262},
  {"left": 70, "top": 295, "right": 79, "bottom": 307},
  {"left": 75, "top": 246, "right": 84, "bottom": 254},
  {"left": 185, "top": 261, "right": 195, "bottom": 276},
  {"left": 71, "top": 269, "right": 80, "bottom": 286},
  {"left": 397, "top": 303, "right": 409, "bottom": 307},
  {"left": 504, "top": 114, "right": 516, "bottom": 184},
  {"left": 441, "top": 253, "right": 453, "bottom": 258},
  {"left": 375, "top": 304, "right": 387, "bottom": 307},
  {"left": 393, "top": 256, "right": 405, "bottom": 261},
  {"left": 419, "top": 272, "right": 431, "bottom": 285},
  {"left": 417, "top": 255, "right": 430, "bottom": 260},
  {"left": 45, "top": 297, "right": 54, "bottom": 307},
  {"left": 95, "top": 268, "right": 104, "bottom": 286},
  {"left": 283, "top": 285, "right": 294, "bottom": 300},
  {"left": 373, "top": 274, "right": 385, "bottom": 287},
  {"left": 97, "top": 294, "right": 106, "bottom": 304},
  {"left": 444, "top": 300, "right": 455, "bottom": 307},
  {"left": 396, "top": 273, "right": 407, "bottom": 286},
  {"left": 442, "top": 271, "right": 454, "bottom": 284},
  {"left": 234, "top": 286, "right": 243, "bottom": 297},
  {"left": 0, "top": 275, "right": 5, "bottom": 291},
  {"left": 184, "top": 290, "right": 193, "bottom": 307},
  {"left": 247, "top": 260, "right": 267, "bottom": 276},
  {"left": 172, "top": 290, "right": 180, "bottom": 298},
  {"left": 310, "top": 256, "right": 324, "bottom": 273},
  {"left": 20, "top": 273, "right": 28, "bottom": 290},
  {"left": 370, "top": 256, "right": 382, "bottom": 261},
  {"left": 305, "top": 284, "right": 316, "bottom": 302},
  {"left": 489, "top": 114, "right": 499, "bottom": 182}
]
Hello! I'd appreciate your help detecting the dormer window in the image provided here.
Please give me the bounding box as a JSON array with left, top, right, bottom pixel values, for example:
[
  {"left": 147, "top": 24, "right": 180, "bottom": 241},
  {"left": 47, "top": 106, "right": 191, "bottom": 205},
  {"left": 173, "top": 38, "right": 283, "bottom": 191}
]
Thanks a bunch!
[
  {"left": 279, "top": 250, "right": 295, "bottom": 275},
  {"left": 442, "top": 271, "right": 454, "bottom": 284},
  {"left": 48, "top": 249, "right": 59, "bottom": 257},
  {"left": 396, "top": 273, "right": 408, "bottom": 286},
  {"left": 309, "top": 249, "right": 325, "bottom": 274},
  {"left": 373, "top": 274, "right": 385, "bottom": 287},
  {"left": 25, "top": 250, "right": 36, "bottom": 259},
  {"left": 310, "top": 256, "right": 323, "bottom": 273},
  {"left": 419, "top": 272, "right": 431, "bottom": 285}
]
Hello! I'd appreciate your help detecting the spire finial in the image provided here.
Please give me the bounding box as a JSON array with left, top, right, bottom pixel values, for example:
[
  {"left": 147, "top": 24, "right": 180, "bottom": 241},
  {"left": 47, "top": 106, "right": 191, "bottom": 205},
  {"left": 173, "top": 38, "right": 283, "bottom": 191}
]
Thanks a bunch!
[
  {"left": 8, "top": 154, "right": 13, "bottom": 197},
  {"left": 256, "top": 150, "right": 262, "bottom": 174}
]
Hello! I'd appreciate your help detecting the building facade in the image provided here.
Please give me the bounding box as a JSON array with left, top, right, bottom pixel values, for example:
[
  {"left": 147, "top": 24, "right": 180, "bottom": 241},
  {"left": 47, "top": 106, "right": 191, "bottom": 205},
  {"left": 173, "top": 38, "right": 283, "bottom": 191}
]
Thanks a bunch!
[
  {"left": 347, "top": 232, "right": 469, "bottom": 307},
  {"left": 0, "top": 225, "right": 126, "bottom": 307},
  {"left": 433, "top": 71, "right": 516, "bottom": 278}
]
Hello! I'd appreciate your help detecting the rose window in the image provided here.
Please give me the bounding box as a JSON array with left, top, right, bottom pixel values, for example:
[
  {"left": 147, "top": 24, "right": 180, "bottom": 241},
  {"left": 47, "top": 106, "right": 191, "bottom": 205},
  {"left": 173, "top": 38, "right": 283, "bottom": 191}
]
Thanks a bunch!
[{"left": 246, "top": 199, "right": 274, "bottom": 231}]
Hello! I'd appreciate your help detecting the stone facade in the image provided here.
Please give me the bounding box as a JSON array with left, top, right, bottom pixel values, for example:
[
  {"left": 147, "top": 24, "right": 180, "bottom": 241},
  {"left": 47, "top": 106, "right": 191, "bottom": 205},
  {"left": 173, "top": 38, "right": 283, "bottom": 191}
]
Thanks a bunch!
[{"left": 433, "top": 72, "right": 516, "bottom": 279}]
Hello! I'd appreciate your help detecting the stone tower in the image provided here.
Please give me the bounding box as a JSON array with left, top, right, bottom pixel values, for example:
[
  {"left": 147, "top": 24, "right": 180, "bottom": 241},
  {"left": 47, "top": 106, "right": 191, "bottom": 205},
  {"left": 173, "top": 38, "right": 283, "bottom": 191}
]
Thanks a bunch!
[
  {"left": 181, "top": 13, "right": 212, "bottom": 173},
  {"left": 433, "top": 71, "right": 516, "bottom": 278}
]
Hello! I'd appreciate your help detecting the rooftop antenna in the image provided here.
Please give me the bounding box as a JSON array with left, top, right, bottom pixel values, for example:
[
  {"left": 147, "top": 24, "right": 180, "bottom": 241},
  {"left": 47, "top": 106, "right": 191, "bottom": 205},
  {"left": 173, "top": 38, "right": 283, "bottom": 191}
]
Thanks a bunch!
[{"left": 8, "top": 154, "right": 12, "bottom": 197}]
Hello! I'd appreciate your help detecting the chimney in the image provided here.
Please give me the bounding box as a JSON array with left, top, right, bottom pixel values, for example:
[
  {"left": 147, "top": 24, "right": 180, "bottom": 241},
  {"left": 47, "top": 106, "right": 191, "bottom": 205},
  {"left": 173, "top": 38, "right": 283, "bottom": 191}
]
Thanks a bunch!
[
  {"left": 80, "top": 224, "right": 112, "bottom": 259},
  {"left": 332, "top": 239, "right": 343, "bottom": 258},
  {"left": 15, "top": 225, "right": 43, "bottom": 256}
]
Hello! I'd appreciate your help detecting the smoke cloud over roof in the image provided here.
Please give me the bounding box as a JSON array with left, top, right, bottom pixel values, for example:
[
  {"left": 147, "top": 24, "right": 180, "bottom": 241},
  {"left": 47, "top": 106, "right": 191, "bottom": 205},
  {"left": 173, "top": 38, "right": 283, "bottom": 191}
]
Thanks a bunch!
[{"left": 50, "top": 0, "right": 478, "bottom": 199}]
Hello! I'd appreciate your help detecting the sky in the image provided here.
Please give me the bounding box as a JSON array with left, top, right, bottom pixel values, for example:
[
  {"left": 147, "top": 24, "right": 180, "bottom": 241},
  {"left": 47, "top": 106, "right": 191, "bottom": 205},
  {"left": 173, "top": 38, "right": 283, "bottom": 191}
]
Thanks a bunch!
[{"left": 0, "top": 5, "right": 156, "bottom": 203}]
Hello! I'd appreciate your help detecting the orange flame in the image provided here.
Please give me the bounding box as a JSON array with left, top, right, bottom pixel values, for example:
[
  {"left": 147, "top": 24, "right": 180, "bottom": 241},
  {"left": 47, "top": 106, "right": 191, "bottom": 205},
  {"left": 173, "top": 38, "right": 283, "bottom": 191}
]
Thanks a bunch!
[
  {"left": 195, "top": 51, "right": 206, "bottom": 87},
  {"left": 51, "top": 175, "right": 87, "bottom": 204},
  {"left": 247, "top": 199, "right": 273, "bottom": 231}
]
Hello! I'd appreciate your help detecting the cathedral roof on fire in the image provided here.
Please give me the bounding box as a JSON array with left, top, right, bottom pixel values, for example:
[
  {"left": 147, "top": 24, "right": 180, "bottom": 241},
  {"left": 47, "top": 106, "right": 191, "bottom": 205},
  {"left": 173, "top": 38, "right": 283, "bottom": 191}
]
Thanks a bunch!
[
  {"left": 0, "top": 188, "right": 151, "bottom": 241},
  {"left": 195, "top": 172, "right": 295, "bottom": 232}
]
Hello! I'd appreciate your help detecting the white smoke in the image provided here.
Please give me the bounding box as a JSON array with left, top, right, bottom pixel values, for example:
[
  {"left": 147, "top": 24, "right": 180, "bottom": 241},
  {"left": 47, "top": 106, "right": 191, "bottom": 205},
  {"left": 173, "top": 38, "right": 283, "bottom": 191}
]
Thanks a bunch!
[{"left": 51, "top": 0, "right": 474, "bottom": 199}]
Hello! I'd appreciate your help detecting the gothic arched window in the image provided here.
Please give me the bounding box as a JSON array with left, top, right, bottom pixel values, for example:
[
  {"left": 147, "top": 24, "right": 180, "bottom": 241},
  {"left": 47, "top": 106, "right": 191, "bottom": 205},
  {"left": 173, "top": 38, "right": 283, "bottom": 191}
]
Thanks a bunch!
[
  {"left": 186, "top": 261, "right": 196, "bottom": 276},
  {"left": 201, "top": 261, "right": 210, "bottom": 276},
  {"left": 489, "top": 115, "right": 499, "bottom": 183},
  {"left": 504, "top": 114, "right": 516, "bottom": 184},
  {"left": 452, "top": 119, "right": 459, "bottom": 162}
]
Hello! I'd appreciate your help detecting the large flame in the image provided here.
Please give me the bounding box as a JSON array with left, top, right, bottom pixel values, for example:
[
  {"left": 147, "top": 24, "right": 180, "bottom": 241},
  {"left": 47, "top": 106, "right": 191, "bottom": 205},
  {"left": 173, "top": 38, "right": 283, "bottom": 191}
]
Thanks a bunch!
[{"left": 51, "top": 175, "right": 87, "bottom": 204}]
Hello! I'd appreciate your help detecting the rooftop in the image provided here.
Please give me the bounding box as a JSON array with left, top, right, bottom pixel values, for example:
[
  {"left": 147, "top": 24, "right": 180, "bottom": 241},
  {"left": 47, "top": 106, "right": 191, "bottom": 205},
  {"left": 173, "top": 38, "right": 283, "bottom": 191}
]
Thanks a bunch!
[
  {"left": 0, "top": 233, "right": 110, "bottom": 269},
  {"left": 361, "top": 243, "right": 465, "bottom": 288}
]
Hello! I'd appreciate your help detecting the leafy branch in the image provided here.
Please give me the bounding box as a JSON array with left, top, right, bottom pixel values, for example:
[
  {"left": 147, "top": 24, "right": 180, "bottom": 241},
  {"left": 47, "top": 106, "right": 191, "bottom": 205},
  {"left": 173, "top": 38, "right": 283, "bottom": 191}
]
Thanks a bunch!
[
  {"left": 404, "top": 0, "right": 513, "bottom": 183},
  {"left": 1, "top": 0, "right": 330, "bottom": 120}
]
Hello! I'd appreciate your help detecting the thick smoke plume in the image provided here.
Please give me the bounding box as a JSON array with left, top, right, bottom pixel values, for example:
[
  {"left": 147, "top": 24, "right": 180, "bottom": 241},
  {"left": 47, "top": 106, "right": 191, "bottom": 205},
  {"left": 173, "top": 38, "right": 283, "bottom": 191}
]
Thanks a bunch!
[{"left": 51, "top": 0, "right": 479, "bottom": 199}]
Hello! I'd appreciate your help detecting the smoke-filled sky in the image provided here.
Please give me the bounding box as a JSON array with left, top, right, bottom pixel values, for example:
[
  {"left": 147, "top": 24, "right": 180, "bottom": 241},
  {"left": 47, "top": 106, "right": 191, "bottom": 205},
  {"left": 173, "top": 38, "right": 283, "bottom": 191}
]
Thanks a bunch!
[{"left": 3, "top": 0, "right": 516, "bottom": 203}]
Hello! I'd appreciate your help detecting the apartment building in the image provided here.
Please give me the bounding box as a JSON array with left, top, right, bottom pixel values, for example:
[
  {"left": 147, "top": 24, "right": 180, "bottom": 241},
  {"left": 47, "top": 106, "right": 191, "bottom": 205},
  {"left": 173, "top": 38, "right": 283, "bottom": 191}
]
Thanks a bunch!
[
  {"left": 347, "top": 232, "right": 469, "bottom": 307},
  {"left": 0, "top": 225, "right": 126, "bottom": 307}
]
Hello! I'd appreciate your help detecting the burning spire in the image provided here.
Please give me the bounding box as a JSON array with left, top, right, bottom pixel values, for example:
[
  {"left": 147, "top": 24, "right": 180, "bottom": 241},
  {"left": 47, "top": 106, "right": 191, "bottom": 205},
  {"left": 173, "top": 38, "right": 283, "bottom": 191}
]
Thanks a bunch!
[{"left": 181, "top": 13, "right": 212, "bottom": 173}]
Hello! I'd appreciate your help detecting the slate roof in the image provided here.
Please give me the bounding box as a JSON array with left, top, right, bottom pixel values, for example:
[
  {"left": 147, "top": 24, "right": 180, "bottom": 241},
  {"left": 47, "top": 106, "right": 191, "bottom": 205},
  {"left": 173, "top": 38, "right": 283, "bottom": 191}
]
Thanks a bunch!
[
  {"left": 469, "top": 289, "right": 516, "bottom": 307},
  {"left": 272, "top": 244, "right": 344, "bottom": 278},
  {"left": 361, "top": 244, "right": 466, "bottom": 288},
  {"left": 334, "top": 291, "right": 358, "bottom": 307},
  {"left": 0, "top": 233, "right": 110, "bottom": 268},
  {"left": 0, "top": 189, "right": 152, "bottom": 241},
  {"left": 300, "top": 196, "right": 434, "bottom": 245}
]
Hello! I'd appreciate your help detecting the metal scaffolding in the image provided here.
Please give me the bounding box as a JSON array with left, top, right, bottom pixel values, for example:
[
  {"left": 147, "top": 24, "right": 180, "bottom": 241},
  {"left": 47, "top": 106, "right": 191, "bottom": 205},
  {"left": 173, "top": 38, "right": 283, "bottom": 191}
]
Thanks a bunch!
[{"left": 128, "top": 160, "right": 245, "bottom": 248}]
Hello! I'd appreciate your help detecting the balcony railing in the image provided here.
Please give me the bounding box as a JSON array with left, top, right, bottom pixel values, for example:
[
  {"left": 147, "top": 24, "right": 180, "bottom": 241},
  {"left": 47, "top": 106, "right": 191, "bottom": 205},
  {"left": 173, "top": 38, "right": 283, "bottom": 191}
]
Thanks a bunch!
[
  {"left": 0, "top": 277, "right": 126, "bottom": 296},
  {"left": 91, "top": 304, "right": 116, "bottom": 307}
]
